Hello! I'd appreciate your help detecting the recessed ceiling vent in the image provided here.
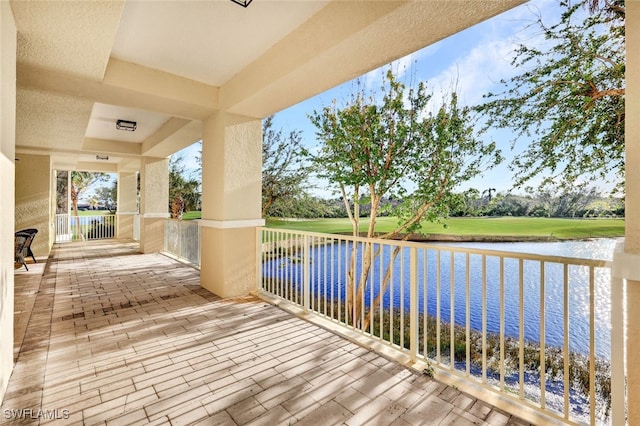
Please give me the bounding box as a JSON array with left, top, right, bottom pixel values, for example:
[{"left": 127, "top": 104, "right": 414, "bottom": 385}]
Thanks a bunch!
[
  {"left": 116, "top": 119, "right": 137, "bottom": 132},
  {"left": 96, "top": 155, "right": 109, "bottom": 161}
]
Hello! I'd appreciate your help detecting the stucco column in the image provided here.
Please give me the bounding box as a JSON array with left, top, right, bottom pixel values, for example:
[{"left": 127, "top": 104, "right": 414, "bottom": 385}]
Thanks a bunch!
[
  {"left": 116, "top": 171, "right": 138, "bottom": 239},
  {"left": 139, "top": 157, "right": 169, "bottom": 253},
  {"left": 199, "top": 111, "right": 264, "bottom": 297},
  {"left": 14, "top": 153, "right": 52, "bottom": 259},
  {"left": 0, "top": 0, "right": 16, "bottom": 404},
  {"left": 616, "top": 3, "right": 640, "bottom": 424}
]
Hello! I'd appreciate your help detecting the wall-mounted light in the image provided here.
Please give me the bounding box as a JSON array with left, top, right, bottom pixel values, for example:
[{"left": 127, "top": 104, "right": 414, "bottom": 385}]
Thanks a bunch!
[
  {"left": 231, "top": 0, "right": 253, "bottom": 7},
  {"left": 116, "top": 119, "right": 137, "bottom": 131},
  {"left": 96, "top": 155, "right": 109, "bottom": 161}
]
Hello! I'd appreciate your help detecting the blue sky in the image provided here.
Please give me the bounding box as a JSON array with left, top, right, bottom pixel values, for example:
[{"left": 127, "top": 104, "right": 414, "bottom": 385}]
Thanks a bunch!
[{"left": 176, "top": 0, "right": 597, "bottom": 198}]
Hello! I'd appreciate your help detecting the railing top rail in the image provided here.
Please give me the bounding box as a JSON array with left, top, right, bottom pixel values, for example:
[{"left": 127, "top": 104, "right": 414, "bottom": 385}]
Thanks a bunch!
[{"left": 257, "top": 226, "right": 611, "bottom": 269}]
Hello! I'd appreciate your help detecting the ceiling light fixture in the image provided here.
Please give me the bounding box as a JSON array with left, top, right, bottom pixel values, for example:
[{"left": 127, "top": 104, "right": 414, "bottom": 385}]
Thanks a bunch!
[
  {"left": 230, "top": 0, "right": 253, "bottom": 7},
  {"left": 116, "top": 119, "right": 137, "bottom": 132}
]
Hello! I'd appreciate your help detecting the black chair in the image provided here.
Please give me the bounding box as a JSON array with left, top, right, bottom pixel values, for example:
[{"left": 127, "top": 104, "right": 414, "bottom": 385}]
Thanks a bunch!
[
  {"left": 15, "top": 228, "right": 38, "bottom": 264},
  {"left": 14, "top": 234, "right": 28, "bottom": 271}
]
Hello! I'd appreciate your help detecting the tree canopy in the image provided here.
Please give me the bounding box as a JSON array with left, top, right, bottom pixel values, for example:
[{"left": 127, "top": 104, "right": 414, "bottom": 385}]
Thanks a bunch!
[
  {"left": 308, "top": 70, "right": 500, "bottom": 326},
  {"left": 475, "top": 0, "right": 625, "bottom": 191},
  {"left": 261, "top": 116, "right": 307, "bottom": 217},
  {"left": 309, "top": 70, "right": 501, "bottom": 240},
  {"left": 70, "top": 171, "right": 110, "bottom": 216},
  {"left": 169, "top": 155, "right": 201, "bottom": 218}
]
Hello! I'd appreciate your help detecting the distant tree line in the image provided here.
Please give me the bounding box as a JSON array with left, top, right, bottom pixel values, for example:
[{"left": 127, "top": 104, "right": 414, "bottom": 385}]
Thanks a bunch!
[
  {"left": 263, "top": 189, "right": 623, "bottom": 220},
  {"left": 450, "top": 187, "right": 624, "bottom": 218}
]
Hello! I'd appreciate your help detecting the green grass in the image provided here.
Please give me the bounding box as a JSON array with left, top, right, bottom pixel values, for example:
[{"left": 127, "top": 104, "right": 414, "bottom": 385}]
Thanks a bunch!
[
  {"left": 265, "top": 216, "right": 624, "bottom": 240},
  {"left": 182, "top": 211, "right": 202, "bottom": 220},
  {"left": 182, "top": 211, "right": 624, "bottom": 239},
  {"left": 74, "top": 210, "right": 113, "bottom": 216}
]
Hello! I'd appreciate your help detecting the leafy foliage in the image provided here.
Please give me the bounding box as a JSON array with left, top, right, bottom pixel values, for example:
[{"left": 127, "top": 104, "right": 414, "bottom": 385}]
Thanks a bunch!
[
  {"left": 70, "top": 171, "right": 110, "bottom": 215},
  {"left": 262, "top": 116, "right": 308, "bottom": 217},
  {"left": 309, "top": 69, "right": 501, "bottom": 239},
  {"left": 308, "top": 69, "right": 500, "bottom": 327},
  {"left": 475, "top": 0, "right": 625, "bottom": 191},
  {"left": 169, "top": 155, "right": 200, "bottom": 218},
  {"left": 95, "top": 182, "right": 117, "bottom": 211}
]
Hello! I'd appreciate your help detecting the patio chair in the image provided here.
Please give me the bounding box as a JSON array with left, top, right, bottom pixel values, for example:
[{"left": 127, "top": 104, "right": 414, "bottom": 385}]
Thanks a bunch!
[
  {"left": 15, "top": 228, "right": 38, "bottom": 264},
  {"left": 14, "top": 234, "right": 28, "bottom": 271}
]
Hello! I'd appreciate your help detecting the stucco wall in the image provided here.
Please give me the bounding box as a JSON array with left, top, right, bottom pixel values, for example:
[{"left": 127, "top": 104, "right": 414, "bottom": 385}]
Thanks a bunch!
[
  {"left": 0, "top": 0, "right": 16, "bottom": 404},
  {"left": 140, "top": 157, "right": 168, "bottom": 253},
  {"left": 117, "top": 172, "right": 138, "bottom": 239},
  {"left": 200, "top": 113, "right": 262, "bottom": 297},
  {"left": 201, "top": 112, "right": 262, "bottom": 221},
  {"left": 628, "top": 2, "right": 640, "bottom": 255},
  {"left": 15, "top": 154, "right": 52, "bottom": 260}
]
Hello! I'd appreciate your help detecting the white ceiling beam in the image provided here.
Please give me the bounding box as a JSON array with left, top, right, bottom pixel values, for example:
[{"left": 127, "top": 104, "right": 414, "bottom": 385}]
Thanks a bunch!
[
  {"left": 142, "top": 120, "right": 202, "bottom": 158},
  {"left": 82, "top": 138, "right": 142, "bottom": 157},
  {"left": 17, "top": 62, "right": 217, "bottom": 121}
]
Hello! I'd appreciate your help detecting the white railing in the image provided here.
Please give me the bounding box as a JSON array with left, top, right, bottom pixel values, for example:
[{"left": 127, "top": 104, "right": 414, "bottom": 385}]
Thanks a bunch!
[
  {"left": 133, "top": 213, "right": 141, "bottom": 241},
  {"left": 257, "top": 228, "right": 615, "bottom": 425},
  {"left": 163, "top": 219, "right": 200, "bottom": 267},
  {"left": 55, "top": 214, "right": 116, "bottom": 242}
]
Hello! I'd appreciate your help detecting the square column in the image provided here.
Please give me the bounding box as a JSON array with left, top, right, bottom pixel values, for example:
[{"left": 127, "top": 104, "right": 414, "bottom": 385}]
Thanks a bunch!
[
  {"left": 615, "top": 3, "right": 640, "bottom": 424},
  {"left": 0, "top": 0, "right": 16, "bottom": 404},
  {"left": 14, "top": 153, "right": 52, "bottom": 257},
  {"left": 200, "top": 111, "right": 264, "bottom": 297},
  {"left": 139, "top": 157, "right": 169, "bottom": 253},
  {"left": 116, "top": 172, "right": 138, "bottom": 239}
]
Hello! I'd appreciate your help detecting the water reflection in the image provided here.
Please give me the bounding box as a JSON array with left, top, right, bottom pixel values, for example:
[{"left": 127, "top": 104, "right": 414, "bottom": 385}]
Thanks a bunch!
[{"left": 264, "top": 238, "right": 617, "bottom": 359}]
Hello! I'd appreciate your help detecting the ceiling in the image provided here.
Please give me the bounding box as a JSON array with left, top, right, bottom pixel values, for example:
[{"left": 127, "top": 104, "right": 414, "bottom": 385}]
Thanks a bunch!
[{"left": 11, "top": 0, "right": 525, "bottom": 173}]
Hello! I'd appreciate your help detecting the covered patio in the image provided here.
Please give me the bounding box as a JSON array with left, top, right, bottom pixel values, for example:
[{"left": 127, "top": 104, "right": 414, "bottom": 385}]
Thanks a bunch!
[
  {"left": 2, "top": 241, "right": 527, "bottom": 425},
  {"left": 2, "top": 1, "right": 640, "bottom": 424}
]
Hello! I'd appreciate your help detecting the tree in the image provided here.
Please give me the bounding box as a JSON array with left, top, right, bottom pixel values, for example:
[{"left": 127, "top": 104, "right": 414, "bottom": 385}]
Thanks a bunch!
[
  {"left": 95, "top": 181, "right": 117, "bottom": 211},
  {"left": 482, "top": 188, "right": 496, "bottom": 201},
  {"left": 169, "top": 155, "right": 200, "bottom": 218},
  {"left": 261, "top": 116, "right": 307, "bottom": 217},
  {"left": 475, "top": 0, "right": 625, "bottom": 191},
  {"left": 87, "top": 196, "right": 99, "bottom": 210},
  {"left": 309, "top": 70, "right": 500, "bottom": 327},
  {"left": 70, "top": 171, "right": 110, "bottom": 239},
  {"left": 56, "top": 170, "right": 68, "bottom": 214}
]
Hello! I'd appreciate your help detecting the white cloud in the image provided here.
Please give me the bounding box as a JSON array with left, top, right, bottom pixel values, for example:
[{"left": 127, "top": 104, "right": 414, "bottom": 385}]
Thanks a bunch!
[
  {"left": 418, "top": 0, "right": 561, "bottom": 108},
  {"left": 427, "top": 37, "right": 518, "bottom": 107}
]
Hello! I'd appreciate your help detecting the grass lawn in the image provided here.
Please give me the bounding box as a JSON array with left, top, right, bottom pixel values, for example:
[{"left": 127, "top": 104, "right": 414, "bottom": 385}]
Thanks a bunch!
[
  {"left": 182, "top": 211, "right": 202, "bottom": 220},
  {"left": 180, "top": 211, "right": 624, "bottom": 239},
  {"left": 74, "top": 210, "right": 113, "bottom": 216},
  {"left": 265, "top": 216, "right": 624, "bottom": 240}
]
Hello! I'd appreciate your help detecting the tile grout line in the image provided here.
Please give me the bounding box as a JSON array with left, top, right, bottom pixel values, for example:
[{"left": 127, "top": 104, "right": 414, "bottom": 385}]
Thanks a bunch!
[{"left": 36, "top": 252, "right": 59, "bottom": 425}]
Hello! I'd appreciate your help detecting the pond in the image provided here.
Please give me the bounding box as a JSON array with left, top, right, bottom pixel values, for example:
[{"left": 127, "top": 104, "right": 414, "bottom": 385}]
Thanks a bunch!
[
  {"left": 428, "top": 238, "right": 618, "bottom": 359},
  {"left": 263, "top": 238, "right": 618, "bottom": 360}
]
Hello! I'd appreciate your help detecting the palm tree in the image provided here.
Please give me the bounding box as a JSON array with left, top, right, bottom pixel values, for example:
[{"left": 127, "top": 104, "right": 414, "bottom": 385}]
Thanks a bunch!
[{"left": 482, "top": 188, "right": 496, "bottom": 201}]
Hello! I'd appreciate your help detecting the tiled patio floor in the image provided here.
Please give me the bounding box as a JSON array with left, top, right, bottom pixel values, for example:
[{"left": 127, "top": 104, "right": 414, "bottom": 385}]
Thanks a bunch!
[{"left": 2, "top": 240, "right": 531, "bottom": 425}]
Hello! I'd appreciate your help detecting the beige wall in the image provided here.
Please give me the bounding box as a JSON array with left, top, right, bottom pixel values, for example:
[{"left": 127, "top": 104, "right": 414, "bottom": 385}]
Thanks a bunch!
[
  {"left": 117, "top": 171, "right": 138, "bottom": 239},
  {"left": 200, "top": 112, "right": 263, "bottom": 297},
  {"left": 139, "top": 157, "right": 169, "bottom": 253},
  {"left": 0, "top": 0, "right": 16, "bottom": 404},
  {"left": 201, "top": 112, "right": 262, "bottom": 220},
  {"left": 627, "top": 2, "right": 640, "bottom": 255},
  {"left": 623, "top": 3, "right": 640, "bottom": 423},
  {"left": 15, "top": 153, "right": 52, "bottom": 260}
]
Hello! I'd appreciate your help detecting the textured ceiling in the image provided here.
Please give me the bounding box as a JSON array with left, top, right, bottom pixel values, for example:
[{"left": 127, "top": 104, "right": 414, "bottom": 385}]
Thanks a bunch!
[
  {"left": 111, "top": 0, "right": 329, "bottom": 87},
  {"left": 11, "top": 0, "right": 525, "bottom": 172}
]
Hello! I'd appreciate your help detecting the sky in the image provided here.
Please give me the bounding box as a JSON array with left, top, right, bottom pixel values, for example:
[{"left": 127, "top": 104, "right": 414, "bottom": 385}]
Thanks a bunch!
[{"left": 175, "top": 0, "right": 599, "bottom": 199}]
